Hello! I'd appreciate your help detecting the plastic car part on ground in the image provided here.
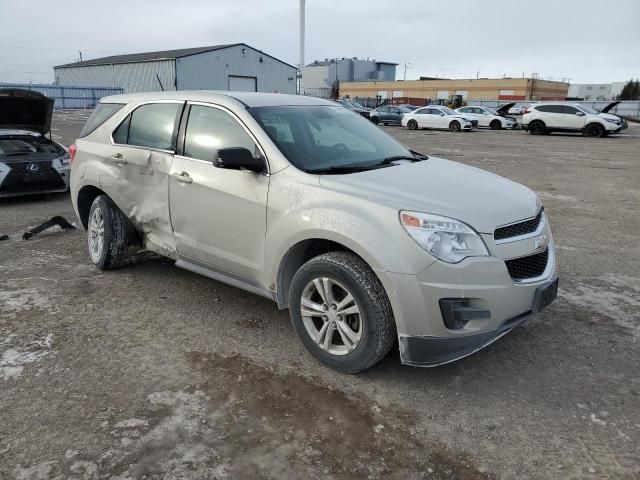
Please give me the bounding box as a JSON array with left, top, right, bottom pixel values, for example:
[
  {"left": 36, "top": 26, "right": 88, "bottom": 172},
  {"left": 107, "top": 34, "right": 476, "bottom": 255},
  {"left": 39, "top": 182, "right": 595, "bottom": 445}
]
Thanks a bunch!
[{"left": 22, "top": 216, "right": 76, "bottom": 240}]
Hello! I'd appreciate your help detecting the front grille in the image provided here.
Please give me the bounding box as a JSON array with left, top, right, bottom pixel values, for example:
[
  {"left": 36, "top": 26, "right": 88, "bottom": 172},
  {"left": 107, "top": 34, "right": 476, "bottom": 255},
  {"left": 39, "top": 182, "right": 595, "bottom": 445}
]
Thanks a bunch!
[
  {"left": 494, "top": 209, "right": 543, "bottom": 241},
  {"left": 505, "top": 248, "right": 549, "bottom": 281},
  {"left": 0, "top": 160, "right": 65, "bottom": 194}
]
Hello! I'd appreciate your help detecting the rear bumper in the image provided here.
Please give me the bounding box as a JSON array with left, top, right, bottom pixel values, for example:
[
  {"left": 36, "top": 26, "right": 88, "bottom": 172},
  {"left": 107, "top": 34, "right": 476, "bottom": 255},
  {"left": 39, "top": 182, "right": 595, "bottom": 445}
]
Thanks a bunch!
[{"left": 399, "top": 276, "right": 559, "bottom": 367}]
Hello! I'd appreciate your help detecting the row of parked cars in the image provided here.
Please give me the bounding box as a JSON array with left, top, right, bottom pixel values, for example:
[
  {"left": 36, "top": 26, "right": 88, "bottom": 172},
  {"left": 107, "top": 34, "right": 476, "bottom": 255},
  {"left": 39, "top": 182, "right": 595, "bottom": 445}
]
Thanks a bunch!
[{"left": 337, "top": 98, "right": 628, "bottom": 137}]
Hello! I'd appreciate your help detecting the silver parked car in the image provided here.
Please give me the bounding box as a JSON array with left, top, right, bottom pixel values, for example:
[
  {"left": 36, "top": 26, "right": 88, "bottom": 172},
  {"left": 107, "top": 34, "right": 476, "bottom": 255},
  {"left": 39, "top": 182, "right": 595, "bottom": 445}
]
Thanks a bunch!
[{"left": 70, "top": 91, "right": 558, "bottom": 373}]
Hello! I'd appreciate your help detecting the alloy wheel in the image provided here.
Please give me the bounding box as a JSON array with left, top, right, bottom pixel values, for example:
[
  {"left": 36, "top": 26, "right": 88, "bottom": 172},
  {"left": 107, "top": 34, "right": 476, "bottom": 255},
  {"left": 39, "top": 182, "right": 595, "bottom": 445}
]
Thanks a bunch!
[
  {"left": 300, "top": 277, "right": 363, "bottom": 356},
  {"left": 88, "top": 207, "right": 105, "bottom": 263}
]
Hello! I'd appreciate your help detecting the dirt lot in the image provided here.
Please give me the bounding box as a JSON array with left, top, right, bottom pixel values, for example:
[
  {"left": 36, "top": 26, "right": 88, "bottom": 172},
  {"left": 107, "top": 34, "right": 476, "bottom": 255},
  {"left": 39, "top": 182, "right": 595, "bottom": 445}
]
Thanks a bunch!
[{"left": 1, "top": 111, "right": 639, "bottom": 480}]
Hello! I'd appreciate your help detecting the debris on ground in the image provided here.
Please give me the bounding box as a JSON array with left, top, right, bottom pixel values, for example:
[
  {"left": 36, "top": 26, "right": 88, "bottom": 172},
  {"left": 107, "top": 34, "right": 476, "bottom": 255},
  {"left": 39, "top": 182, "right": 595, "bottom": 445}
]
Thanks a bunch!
[{"left": 22, "top": 216, "right": 76, "bottom": 240}]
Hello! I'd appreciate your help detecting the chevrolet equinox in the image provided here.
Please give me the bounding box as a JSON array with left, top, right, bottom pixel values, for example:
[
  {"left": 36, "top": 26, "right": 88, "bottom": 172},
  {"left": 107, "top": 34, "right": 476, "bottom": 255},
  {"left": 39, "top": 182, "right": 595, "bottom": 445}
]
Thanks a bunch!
[{"left": 70, "top": 91, "right": 558, "bottom": 373}]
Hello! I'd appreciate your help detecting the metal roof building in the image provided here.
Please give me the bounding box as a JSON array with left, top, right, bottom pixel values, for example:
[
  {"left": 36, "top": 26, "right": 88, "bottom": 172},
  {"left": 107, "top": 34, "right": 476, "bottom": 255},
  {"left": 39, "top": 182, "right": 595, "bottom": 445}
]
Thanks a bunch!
[{"left": 53, "top": 43, "right": 298, "bottom": 94}]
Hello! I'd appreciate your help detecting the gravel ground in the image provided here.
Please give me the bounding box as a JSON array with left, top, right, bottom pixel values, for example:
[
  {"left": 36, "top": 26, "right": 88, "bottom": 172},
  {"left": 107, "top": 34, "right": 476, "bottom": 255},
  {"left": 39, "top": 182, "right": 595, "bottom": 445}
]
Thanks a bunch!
[{"left": 1, "top": 111, "right": 639, "bottom": 480}]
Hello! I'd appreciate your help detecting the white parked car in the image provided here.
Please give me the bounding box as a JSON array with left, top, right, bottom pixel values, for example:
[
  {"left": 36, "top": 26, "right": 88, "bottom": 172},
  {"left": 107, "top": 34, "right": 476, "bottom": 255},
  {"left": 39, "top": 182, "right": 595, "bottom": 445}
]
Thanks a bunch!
[
  {"left": 523, "top": 103, "right": 628, "bottom": 137},
  {"left": 455, "top": 105, "right": 517, "bottom": 130},
  {"left": 508, "top": 105, "right": 528, "bottom": 115},
  {"left": 401, "top": 105, "right": 475, "bottom": 132}
]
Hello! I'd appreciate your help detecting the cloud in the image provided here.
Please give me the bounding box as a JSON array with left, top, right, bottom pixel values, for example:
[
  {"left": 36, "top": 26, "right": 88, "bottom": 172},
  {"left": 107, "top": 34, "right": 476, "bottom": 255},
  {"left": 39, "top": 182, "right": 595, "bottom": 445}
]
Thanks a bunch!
[{"left": 0, "top": 0, "right": 638, "bottom": 84}]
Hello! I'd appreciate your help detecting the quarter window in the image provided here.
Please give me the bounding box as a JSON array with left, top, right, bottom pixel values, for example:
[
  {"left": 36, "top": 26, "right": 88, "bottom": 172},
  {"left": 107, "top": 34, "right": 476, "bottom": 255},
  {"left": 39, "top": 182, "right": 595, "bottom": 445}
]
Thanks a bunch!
[
  {"left": 113, "top": 103, "right": 181, "bottom": 150},
  {"left": 183, "top": 105, "right": 258, "bottom": 162},
  {"left": 415, "top": 108, "right": 430, "bottom": 115}
]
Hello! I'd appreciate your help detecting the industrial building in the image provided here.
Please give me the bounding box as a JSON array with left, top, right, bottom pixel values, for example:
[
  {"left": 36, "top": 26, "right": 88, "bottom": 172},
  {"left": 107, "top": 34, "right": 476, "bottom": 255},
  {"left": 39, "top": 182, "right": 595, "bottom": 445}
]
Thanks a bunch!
[
  {"left": 303, "top": 57, "right": 397, "bottom": 98},
  {"left": 567, "top": 82, "right": 626, "bottom": 101},
  {"left": 340, "top": 77, "right": 569, "bottom": 103},
  {"left": 53, "top": 43, "right": 298, "bottom": 94}
]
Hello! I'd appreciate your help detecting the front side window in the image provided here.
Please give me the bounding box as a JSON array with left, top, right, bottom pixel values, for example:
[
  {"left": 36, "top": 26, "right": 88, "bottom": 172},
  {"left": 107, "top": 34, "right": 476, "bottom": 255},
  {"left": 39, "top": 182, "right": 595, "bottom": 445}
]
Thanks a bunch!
[
  {"left": 183, "top": 105, "right": 258, "bottom": 162},
  {"left": 250, "top": 105, "right": 412, "bottom": 173},
  {"left": 562, "top": 106, "right": 580, "bottom": 115},
  {"left": 114, "top": 103, "right": 181, "bottom": 150}
]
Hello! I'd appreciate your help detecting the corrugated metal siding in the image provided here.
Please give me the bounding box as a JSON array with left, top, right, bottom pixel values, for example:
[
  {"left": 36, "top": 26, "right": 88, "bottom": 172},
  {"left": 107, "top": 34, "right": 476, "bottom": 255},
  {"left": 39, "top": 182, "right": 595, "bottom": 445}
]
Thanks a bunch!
[
  {"left": 176, "top": 45, "right": 296, "bottom": 94},
  {"left": 53, "top": 60, "right": 176, "bottom": 93},
  {"left": 0, "top": 82, "right": 122, "bottom": 109}
]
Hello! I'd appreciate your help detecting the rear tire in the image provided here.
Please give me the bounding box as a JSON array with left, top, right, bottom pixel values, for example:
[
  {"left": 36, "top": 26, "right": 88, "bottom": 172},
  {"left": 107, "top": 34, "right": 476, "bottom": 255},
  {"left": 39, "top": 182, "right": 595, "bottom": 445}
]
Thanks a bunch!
[
  {"left": 407, "top": 119, "right": 418, "bottom": 130},
  {"left": 529, "top": 121, "right": 546, "bottom": 135},
  {"left": 87, "top": 195, "right": 131, "bottom": 270},
  {"left": 449, "top": 120, "right": 461, "bottom": 132},
  {"left": 289, "top": 252, "right": 396, "bottom": 373},
  {"left": 490, "top": 119, "right": 502, "bottom": 130},
  {"left": 584, "top": 123, "right": 605, "bottom": 138}
]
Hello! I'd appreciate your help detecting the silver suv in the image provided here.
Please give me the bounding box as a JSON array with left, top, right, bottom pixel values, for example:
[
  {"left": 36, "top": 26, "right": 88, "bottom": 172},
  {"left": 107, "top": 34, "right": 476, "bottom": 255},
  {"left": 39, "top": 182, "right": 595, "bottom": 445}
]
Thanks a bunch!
[{"left": 70, "top": 92, "right": 558, "bottom": 373}]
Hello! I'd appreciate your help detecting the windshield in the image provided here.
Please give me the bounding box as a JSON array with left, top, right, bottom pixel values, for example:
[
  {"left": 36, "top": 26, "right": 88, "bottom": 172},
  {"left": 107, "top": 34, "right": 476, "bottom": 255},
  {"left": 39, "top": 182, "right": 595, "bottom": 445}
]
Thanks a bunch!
[
  {"left": 485, "top": 107, "right": 497, "bottom": 114},
  {"left": 576, "top": 104, "right": 599, "bottom": 115},
  {"left": 348, "top": 101, "right": 364, "bottom": 109},
  {"left": 251, "top": 105, "right": 413, "bottom": 173}
]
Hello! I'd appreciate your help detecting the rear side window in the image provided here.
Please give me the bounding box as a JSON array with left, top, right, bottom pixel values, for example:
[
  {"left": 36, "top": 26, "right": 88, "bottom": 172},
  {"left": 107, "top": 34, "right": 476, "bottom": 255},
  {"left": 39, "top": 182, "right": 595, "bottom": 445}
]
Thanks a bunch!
[
  {"left": 536, "top": 105, "right": 563, "bottom": 113},
  {"left": 79, "top": 103, "right": 124, "bottom": 138},
  {"left": 113, "top": 103, "right": 181, "bottom": 150}
]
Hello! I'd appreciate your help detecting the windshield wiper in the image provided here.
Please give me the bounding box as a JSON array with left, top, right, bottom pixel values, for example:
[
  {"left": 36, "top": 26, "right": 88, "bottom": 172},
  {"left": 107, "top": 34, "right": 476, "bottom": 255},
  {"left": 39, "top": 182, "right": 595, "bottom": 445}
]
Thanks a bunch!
[
  {"left": 368, "top": 152, "right": 429, "bottom": 167},
  {"left": 306, "top": 164, "right": 384, "bottom": 174}
]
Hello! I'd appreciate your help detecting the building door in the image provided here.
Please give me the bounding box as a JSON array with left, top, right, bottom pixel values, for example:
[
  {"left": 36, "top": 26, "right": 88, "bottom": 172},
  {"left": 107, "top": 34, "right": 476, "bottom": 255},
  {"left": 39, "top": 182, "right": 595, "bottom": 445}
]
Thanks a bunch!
[{"left": 228, "top": 76, "right": 257, "bottom": 92}]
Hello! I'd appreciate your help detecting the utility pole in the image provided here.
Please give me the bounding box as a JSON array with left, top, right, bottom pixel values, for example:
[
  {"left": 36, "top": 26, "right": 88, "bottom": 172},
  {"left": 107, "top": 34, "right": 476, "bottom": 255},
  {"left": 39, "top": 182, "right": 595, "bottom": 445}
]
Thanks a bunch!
[
  {"left": 79, "top": 51, "right": 83, "bottom": 62},
  {"left": 298, "top": 0, "right": 305, "bottom": 95},
  {"left": 476, "top": 69, "right": 479, "bottom": 79},
  {"left": 403, "top": 62, "right": 412, "bottom": 81}
]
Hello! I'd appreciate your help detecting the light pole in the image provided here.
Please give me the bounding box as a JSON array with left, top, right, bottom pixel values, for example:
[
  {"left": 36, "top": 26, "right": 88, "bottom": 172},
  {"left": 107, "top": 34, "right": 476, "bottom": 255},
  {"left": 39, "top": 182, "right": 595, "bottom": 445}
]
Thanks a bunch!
[
  {"left": 403, "top": 62, "right": 413, "bottom": 81},
  {"left": 298, "top": 0, "right": 306, "bottom": 94}
]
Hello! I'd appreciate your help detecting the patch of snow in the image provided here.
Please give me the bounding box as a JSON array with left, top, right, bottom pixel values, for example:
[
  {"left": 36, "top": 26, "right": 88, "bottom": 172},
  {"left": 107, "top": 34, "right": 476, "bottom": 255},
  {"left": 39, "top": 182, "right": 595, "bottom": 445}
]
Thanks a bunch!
[
  {"left": 1, "top": 334, "right": 54, "bottom": 380},
  {"left": 13, "top": 461, "right": 58, "bottom": 480},
  {"left": 115, "top": 418, "right": 149, "bottom": 429}
]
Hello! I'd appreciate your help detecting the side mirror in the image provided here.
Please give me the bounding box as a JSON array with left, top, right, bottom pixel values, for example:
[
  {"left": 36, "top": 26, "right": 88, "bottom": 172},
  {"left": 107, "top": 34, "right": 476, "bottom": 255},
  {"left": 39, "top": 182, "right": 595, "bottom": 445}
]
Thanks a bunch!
[
  {"left": 440, "top": 112, "right": 445, "bottom": 116},
  {"left": 575, "top": 111, "right": 585, "bottom": 116},
  {"left": 214, "top": 147, "right": 264, "bottom": 173}
]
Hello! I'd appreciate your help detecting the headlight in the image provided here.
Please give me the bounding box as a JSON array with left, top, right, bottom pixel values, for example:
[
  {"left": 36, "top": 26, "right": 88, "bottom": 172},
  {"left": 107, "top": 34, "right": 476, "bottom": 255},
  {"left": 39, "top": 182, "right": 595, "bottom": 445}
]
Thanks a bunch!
[
  {"left": 400, "top": 211, "right": 489, "bottom": 263},
  {"left": 606, "top": 118, "right": 621, "bottom": 124},
  {"left": 52, "top": 154, "right": 70, "bottom": 168}
]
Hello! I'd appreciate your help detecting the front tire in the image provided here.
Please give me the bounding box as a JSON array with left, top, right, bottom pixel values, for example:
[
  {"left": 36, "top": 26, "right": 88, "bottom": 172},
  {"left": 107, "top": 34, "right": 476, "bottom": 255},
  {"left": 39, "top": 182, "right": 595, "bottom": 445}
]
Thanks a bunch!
[
  {"left": 490, "top": 119, "right": 502, "bottom": 130},
  {"left": 529, "top": 121, "right": 546, "bottom": 135},
  {"left": 371, "top": 116, "right": 380, "bottom": 125},
  {"left": 407, "top": 119, "right": 418, "bottom": 130},
  {"left": 449, "top": 120, "right": 461, "bottom": 132},
  {"left": 584, "top": 123, "right": 605, "bottom": 138},
  {"left": 289, "top": 252, "right": 396, "bottom": 373},
  {"left": 87, "top": 195, "right": 131, "bottom": 270}
]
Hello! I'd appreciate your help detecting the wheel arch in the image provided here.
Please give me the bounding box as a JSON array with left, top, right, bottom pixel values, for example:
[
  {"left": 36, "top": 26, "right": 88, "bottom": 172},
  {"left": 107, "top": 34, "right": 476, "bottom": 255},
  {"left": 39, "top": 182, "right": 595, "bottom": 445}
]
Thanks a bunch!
[
  {"left": 77, "top": 185, "right": 107, "bottom": 229},
  {"left": 276, "top": 237, "right": 378, "bottom": 309}
]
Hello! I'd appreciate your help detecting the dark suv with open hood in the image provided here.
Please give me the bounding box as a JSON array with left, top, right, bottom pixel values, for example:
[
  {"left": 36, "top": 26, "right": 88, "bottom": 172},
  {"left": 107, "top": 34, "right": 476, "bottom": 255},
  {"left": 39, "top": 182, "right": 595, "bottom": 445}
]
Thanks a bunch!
[{"left": 0, "top": 89, "right": 70, "bottom": 197}]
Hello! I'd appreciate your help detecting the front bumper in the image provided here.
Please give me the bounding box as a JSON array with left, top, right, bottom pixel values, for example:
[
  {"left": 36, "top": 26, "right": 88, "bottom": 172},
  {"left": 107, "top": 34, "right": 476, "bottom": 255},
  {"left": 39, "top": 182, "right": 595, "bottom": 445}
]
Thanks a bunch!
[
  {"left": 0, "top": 160, "right": 69, "bottom": 197},
  {"left": 374, "top": 216, "right": 557, "bottom": 367},
  {"left": 399, "top": 276, "right": 558, "bottom": 366}
]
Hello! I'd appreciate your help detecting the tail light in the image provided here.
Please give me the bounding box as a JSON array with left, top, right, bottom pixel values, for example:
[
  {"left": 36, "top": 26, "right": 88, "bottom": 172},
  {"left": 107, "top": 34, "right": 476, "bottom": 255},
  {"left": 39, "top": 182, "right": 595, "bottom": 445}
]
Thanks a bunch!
[
  {"left": 69, "top": 143, "right": 77, "bottom": 165},
  {"left": 524, "top": 107, "right": 532, "bottom": 114}
]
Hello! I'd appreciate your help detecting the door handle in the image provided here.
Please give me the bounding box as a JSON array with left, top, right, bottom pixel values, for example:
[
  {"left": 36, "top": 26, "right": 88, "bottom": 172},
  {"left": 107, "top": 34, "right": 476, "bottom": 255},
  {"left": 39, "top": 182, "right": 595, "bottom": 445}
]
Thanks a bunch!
[
  {"left": 110, "top": 153, "right": 127, "bottom": 165},
  {"left": 171, "top": 171, "right": 193, "bottom": 184}
]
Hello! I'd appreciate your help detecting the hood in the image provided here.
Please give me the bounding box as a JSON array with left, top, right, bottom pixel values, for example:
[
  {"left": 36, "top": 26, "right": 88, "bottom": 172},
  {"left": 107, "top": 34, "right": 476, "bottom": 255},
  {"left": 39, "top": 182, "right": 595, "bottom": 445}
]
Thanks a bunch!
[
  {"left": 495, "top": 102, "right": 516, "bottom": 116},
  {"left": 600, "top": 101, "right": 620, "bottom": 114},
  {"left": 319, "top": 157, "right": 539, "bottom": 234},
  {"left": 599, "top": 112, "right": 621, "bottom": 122},
  {"left": 0, "top": 89, "right": 54, "bottom": 135}
]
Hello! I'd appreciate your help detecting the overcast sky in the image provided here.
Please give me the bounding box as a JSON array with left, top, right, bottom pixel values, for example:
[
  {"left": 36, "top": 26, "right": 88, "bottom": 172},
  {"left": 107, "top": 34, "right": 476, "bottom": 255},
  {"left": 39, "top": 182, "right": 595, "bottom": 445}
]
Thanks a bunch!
[{"left": 1, "top": 0, "right": 638, "bottom": 85}]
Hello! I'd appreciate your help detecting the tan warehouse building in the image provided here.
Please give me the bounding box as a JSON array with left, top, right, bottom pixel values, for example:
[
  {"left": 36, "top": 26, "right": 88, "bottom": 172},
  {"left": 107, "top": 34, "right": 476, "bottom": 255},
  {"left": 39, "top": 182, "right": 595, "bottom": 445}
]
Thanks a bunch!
[{"left": 340, "top": 77, "right": 569, "bottom": 103}]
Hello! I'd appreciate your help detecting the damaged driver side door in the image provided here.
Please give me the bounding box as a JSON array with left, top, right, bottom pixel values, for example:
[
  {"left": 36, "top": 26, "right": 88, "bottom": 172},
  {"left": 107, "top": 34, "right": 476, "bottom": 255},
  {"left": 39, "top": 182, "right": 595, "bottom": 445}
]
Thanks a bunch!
[{"left": 107, "top": 101, "right": 184, "bottom": 256}]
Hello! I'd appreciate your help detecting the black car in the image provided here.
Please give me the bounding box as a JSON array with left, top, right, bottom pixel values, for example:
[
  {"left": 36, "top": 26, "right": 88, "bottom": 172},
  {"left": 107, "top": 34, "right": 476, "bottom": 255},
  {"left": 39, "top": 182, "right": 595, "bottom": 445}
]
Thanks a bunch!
[
  {"left": 0, "top": 89, "right": 70, "bottom": 197},
  {"left": 370, "top": 105, "right": 413, "bottom": 125},
  {"left": 334, "top": 99, "right": 372, "bottom": 119}
]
